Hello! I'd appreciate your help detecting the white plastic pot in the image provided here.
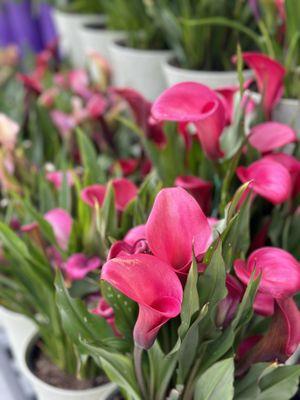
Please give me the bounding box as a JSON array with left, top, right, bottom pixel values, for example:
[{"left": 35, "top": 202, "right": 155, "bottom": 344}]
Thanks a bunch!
[
  {"left": 272, "top": 98, "right": 300, "bottom": 138},
  {"left": 0, "top": 306, "right": 36, "bottom": 368},
  {"left": 78, "top": 23, "right": 124, "bottom": 65},
  {"left": 109, "top": 41, "right": 173, "bottom": 100},
  {"left": 21, "top": 333, "right": 116, "bottom": 400},
  {"left": 163, "top": 59, "right": 252, "bottom": 89},
  {"left": 52, "top": 9, "right": 105, "bottom": 67}
]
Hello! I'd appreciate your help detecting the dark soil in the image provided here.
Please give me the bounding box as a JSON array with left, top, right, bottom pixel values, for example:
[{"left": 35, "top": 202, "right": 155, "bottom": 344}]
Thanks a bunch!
[{"left": 30, "top": 345, "right": 109, "bottom": 390}]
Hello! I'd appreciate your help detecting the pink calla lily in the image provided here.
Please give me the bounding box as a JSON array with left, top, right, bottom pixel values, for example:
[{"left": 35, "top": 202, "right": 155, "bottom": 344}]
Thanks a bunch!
[
  {"left": 237, "top": 52, "right": 285, "bottom": 116},
  {"left": 236, "top": 158, "right": 292, "bottom": 204},
  {"left": 65, "top": 253, "right": 101, "bottom": 281},
  {"left": 46, "top": 171, "right": 74, "bottom": 189},
  {"left": 44, "top": 208, "right": 73, "bottom": 251},
  {"left": 81, "top": 179, "right": 137, "bottom": 211},
  {"left": 86, "top": 94, "right": 107, "bottom": 118},
  {"left": 249, "top": 122, "right": 297, "bottom": 153},
  {"left": 216, "top": 275, "right": 244, "bottom": 327},
  {"left": 146, "top": 187, "right": 211, "bottom": 275},
  {"left": 0, "top": 114, "right": 20, "bottom": 150},
  {"left": 101, "top": 253, "right": 183, "bottom": 349},
  {"left": 234, "top": 247, "right": 300, "bottom": 299},
  {"left": 175, "top": 175, "right": 212, "bottom": 215},
  {"left": 151, "top": 82, "right": 226, "bottom": 159}
]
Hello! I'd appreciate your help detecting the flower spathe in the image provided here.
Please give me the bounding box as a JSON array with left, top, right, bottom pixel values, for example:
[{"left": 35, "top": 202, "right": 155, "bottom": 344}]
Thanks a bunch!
[
  {"left": 249, "top": 122, "right": 297, "bottom": 153},
  {"left": 236, "top": 158, "right": 292, "bottom": 204},
  {"left": 0, "top": 113, "right": 20, "bottom": 150},
  {"left": 151, "top": 82, "right": 226, "bottom": 159},
  {"left": 146, "top": 187, "right": 211, "bottom": 274},
  {"left": 238, "top": 52, "right": 285, "bottom": 116},
  {"left": 44, "top": 208, "right": 73, "bottom": 251},
  {"left": 101, "top": 253, "right": 183, "bottom": 349},
  {"left": 64, "top": 253, "right": 101, "bottom": 281},
  {"left": 234, "top": 247, "right": 300, "bottom": 299}
]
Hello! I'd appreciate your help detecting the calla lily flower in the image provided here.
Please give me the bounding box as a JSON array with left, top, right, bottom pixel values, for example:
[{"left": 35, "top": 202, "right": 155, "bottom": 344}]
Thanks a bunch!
[
  {"left": 146, "top": 187, "right": 211, "bottom": 275},
  {"left": 44, "top": 208, "right": 73, "bottom": 251},
  {"left": 0, "top": 114, "right": 20, "bottom": 150},
  {"left": 237, "top": 298, "right": 300, "bottom": 372},
  {"left": 236, "top": 158, "right": 292, "bottom": 204},
  {"left": 101, "top": 253, "right": 183, "bottom": 349},
  {"left": 86, "top": 94, "right": 107, "bottom": 119},
  {"left": 234, "top": 247, "right": 300, "bottom": 299},
  {"left": 51, "top": 110, "right": 76, "bottom": 138},
  {"left": 46, "top": 170, "right": 74, "bottom": 189},
  {"left": 249, "top": 122, "right": 297, "bottom": 153},
  {"left": 64, "top": 253, "right": 101, "bottom": 281},
  {"left": 91, "top": 297, "right": 120, "bottom": 336},
  {"left": 175, "top": 175, "right": 212, "bottom": 215},
  {"left": 238, "top": 52, "right": 285, "bottom": 116},
  {"left": 151, "top": 82, "right": 226, "bottom": 159},
  {"left": 81, "top": 179, "right": 138, "bottom": 212}
]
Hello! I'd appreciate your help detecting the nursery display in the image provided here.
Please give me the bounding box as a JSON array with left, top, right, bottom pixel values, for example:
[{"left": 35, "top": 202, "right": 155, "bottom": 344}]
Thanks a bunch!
[{"left": 0, "top": 1, "right": 300, "bottom": 400}]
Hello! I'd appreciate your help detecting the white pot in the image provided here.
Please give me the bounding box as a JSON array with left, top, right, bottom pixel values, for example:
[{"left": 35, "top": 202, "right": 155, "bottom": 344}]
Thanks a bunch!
[
  {"left": 78, "top": 23, "right": 124, "bottom": 65},
  {"left": 109, "top": 41, "right": 173, "bottom": 100},
  {"left": 21, "top": 333, "right": 116, "bottom": 400},
  {"left": 0, "top": 306, "right": 36, "bottom": 368},
  {"left": 53, "top": 9, "right": 105, "bottom": 67},
  {"left": 272, "top": 98, "right": 300, "bottom": 138},
  {"left": 163, "top": 59, "right": 252, "bottom": 89}
]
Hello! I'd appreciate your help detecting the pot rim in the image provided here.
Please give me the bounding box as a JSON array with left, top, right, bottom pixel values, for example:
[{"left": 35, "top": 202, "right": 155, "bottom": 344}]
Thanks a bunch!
[
  {"left": 163, "top": 56, "right": 251, "bottom": 76},
  {"left": 53, "top": 9, "right": 105, "bottom": 21},
  {"left": 110, "top": 39, "right": 173, "bottom": 56},
  {"left": 21, "top": 332, "right": 116, "bottom": 395}
]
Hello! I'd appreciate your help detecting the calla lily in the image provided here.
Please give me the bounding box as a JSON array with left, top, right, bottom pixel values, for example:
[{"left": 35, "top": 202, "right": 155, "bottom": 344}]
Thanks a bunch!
[
  {"left": 64, "top": 253, "right": 101, "bottom": 281},
  {"left": 81, "top": 179, "right": 138, "bottom": 211},
  {"left": 238, "top": 52, "right": 285, "bottom": 116},
  {"left": 44, "top": 208, "right": 73, "bottom": 251},
  {"left": 86, "top": 94, "right": 107, "bottom": 119},
  {"left": 249, "top": 122, "right": 297, "bottom": 153},
  {"left": 51, "top": 110, "right": 76, "bottom": 138},
  {"left": 46, "top": 170, "right": 74, "bottom": 189},
  {"left": 234, "top": 247, "right": 300, "bottom": 299},
  {"left": 101, "top": 253, "right": 183, "bottom": 349},
  {"left": 68, "top": 69, "right": 91, "bottom": 99},
  {"left": 146, "top": 187, "right": 211, "bottom": 275},
  {"left": 124, "top": 225, "right": 146, "bottom": 246},
  {"left": 152, "top": 82, "right": 226, "bottom": 159},
  {"left": 237, "top": 298, "right": 300, "bottom": 372},
  {"left": 264, "top": 153, "right": 300, "bottom": 197},
  {"left": 216, "top": 275, "right": 243, "bottom": 328},
  {"left": 175, "top": 175, "right": 212, "bottom": 215},
  {"left": 91, "top": 297, "right": 120, "bottom": 336},
  {"left": 236, "top": 158, "right": 292, "bottom": 204},
  {"left": 81, "top": 184, "right": 106, "bottom": 208},
  {"left": 0, "top": 114, "right": 20, "bottom": 150},
  {"left": 115, "top": 159, "right": 138, "bottom": 176}
]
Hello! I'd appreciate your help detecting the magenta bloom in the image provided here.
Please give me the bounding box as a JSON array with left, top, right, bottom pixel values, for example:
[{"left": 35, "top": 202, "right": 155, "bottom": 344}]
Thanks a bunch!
[
  {"left": 91, "top": 297, "right": 120, "bottom": 336},
  {"left": 65, "top": 253, "right": 101, "bottom": 281},
  {"left": 146, "top": 187, "right": 211, "bottom": 275},
  {"left": 51, "top": 110, "right": 76, "bottom": 138},
  {"left": 46, "top": 171, "right": 74, "bottom": 189},
  {"left": 175, "top": 175, "right": 212, "bottom": 215},
  {"left": 237, "top": 298, "right": 300, "bottom": 370},
  {"left": 44, "top": 208, "right": 73, "bottom": 251},
  {"left": 151, "top": 82, "right": 226, "bottom": 159},
  {"left": 101, "top": 253, "right": 183, "bottom": 349},
  {"left": 124, "top": 224, "right": 146, "bottom": 246},
  {"left": 81, "top": 179, "right": 137, "bottom": 211},
  {"left": 236, "top": 158, "right": 292, "bottom": 204},
  {"left": 249, "top": 122, "right": 297, "bottom": 153},
  {"left": 86, "top": 94, "right": 106, "bottom": 119},
  {"left": 81, "top": 184, "right": 106, "bottom": 208},
  {"left": 239, "top": 52, "right": 285, "bottom": 116},
  {"left": 234, "top": 247, "right": 300, "bottom": 299}
]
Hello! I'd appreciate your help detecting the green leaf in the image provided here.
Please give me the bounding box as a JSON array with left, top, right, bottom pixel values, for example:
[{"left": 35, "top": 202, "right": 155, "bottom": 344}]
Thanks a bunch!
[
  {"left": 258, "top": 365, "right": 300, "bottom": 400},
  {"left": 194, "top": 358, "right": 234, "bottom": 400},
  {"left": 235, "top": 363, "right": 269, "bottom": 400}
]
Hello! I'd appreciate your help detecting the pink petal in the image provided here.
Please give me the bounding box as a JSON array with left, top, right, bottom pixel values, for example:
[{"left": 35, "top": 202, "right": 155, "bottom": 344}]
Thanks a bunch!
[
  {"left": 254, "top": 291, "right": 275, "bottom": 316},
  {"left": 51, "top": 110, "right": 76, "bottom": 138},
  {"left": 175, "top": 175, "right": 212, "bottom": 215},
  {"left": 124, "top": 225, "right": 146, "bottom": 246},
  {"left": 86, "top": 94, "right": 107, "bottom": 119},
  {"left": 236, "top": 158, "right": 292, "bottom": 204},
  {"left": 46, "top": 171, "right": 74, "bottom": 190},
  {"left": 112, "top": 178, "right": 138, "bottom": 211},
  {"left": 117, "top": 159, "right": 138, "bottom": 176},
  {"left": 81, "top": 184, "right": 106, "bottom": 208},
  {"left": 0, "top": 113, "right": 20, "bottom": 150},
  {"left": 277, "top": 298, "right": 300, "bottom": 356},
  {"left": 101, "top": 253, "right": 183, "bottom": 349},
  {"left": 65, "top": 253, "right": 101, "bottom": 281},
  {"left": 249, "top": 122, "right": 297, "bottom": 153},
  {"left": 216, "top": 86, "right": 238, "bottom": 125},
  {"left": 238, "top": 52, "right": 285, "bottom": 116},
  {"left": 151, "top": 82, "right": 225, "bottom": 159},
  {"left": 234, "top": 247, "right": 300, "bottom": 299},
  {"left": 44, "top": 208, "right": 73, "bottom": 251},
  {"left": 146, "top": 187, "right": 211, "bottom": 274}
]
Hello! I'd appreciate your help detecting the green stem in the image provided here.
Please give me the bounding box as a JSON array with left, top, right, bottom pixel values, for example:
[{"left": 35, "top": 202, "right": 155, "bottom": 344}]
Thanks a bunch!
[{"left": 134, "top": 345, "right": 147, "bottom": 399}]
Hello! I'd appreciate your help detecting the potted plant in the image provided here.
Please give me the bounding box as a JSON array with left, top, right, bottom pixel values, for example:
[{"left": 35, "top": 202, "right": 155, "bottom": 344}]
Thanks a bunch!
[
  {"left": 51, "top": 0, "right": 105, "bottom": 66},
  {"left": 154, "top": 0, "right": 258, "bottom": 88},
  {"left": 106, "top": 0, "right": 172, "bottom": 100}
]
